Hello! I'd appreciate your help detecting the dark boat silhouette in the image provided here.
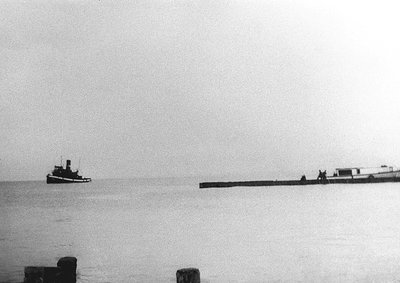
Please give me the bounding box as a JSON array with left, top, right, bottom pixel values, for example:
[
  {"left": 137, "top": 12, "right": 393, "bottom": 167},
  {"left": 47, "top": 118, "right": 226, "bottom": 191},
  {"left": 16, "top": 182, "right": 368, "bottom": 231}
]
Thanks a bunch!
[{"left": 47, "top": 159, "right": 91, "bottom": 184}]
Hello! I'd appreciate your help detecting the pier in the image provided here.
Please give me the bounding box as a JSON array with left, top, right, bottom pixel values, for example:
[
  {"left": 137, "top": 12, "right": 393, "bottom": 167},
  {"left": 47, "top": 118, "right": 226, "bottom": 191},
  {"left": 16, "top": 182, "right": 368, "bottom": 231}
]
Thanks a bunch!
[{"left": 199, "top": 176, "right": 400, "bottom": 188}]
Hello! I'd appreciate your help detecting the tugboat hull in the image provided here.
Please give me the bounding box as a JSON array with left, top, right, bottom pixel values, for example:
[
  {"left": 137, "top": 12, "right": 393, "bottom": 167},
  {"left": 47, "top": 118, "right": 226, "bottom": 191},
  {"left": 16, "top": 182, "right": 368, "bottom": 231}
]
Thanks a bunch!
[{"left": 46, "top": 174, "right": 91, "bottom": 184}]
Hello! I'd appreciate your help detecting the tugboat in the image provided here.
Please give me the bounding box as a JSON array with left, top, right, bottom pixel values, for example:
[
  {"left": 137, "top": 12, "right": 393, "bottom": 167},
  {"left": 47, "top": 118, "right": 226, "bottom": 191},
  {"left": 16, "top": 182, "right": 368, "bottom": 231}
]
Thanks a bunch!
[{"left": 47, "top": 159, "right": 91, "bottom": 184}]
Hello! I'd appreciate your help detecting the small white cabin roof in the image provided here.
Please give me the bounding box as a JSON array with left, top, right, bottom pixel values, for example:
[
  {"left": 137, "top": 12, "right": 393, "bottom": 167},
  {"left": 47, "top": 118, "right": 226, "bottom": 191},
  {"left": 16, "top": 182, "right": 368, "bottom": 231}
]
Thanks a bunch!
[{"left": 335, "top": 165, "right": 391, "bottom": 170}]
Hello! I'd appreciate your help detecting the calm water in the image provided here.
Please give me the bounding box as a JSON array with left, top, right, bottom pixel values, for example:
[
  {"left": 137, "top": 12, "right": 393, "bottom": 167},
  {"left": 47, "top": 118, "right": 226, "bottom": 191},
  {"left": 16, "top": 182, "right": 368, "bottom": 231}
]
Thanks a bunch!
[{"left": 2, "top": 179, "right": 400, "bottom": 282}]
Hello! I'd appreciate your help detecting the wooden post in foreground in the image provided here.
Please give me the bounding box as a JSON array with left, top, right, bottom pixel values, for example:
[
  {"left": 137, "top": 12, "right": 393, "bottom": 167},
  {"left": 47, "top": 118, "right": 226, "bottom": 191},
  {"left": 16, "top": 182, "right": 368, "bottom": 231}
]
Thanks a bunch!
[
  {"left": 56, "top": 257, "right": 77, "bottom": 283},
  {"left": 176, "top": 268, "right": 200, "bottom": 283},
  {"left": 24, "top": 266, "right": 60, "bottom": 283},
  {"left": 24, "top": 256, "right": 77, "bottom": 283}
]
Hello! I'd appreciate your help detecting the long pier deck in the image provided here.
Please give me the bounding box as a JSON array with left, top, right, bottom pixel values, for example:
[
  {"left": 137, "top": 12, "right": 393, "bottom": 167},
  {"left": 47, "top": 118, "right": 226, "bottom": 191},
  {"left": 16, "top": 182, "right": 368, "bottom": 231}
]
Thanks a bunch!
[{"left": 199, "top": 177, "right": 400, "bottom": 189}]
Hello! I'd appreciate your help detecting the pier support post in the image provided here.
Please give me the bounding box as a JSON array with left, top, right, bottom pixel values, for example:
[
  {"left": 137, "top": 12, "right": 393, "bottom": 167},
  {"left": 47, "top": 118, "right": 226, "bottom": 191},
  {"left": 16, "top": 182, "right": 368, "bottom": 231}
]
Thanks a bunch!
[
  {"left": 56, "top": 257, "right": 77, "bottom": 283},
  {"left": 176, "top": 268, "right": 200, "bottom": 283},
  {"left": 24, "top": 266, "right": 43, "bottom": 283},
  {"left": 24, "top": 266, "right": 61, "bottom": 283}
]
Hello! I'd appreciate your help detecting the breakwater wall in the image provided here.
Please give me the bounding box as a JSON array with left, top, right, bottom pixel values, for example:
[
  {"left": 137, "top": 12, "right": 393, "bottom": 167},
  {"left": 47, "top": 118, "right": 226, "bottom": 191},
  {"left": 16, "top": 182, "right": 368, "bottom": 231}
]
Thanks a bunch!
[
  {"left": 23, "top": 256, "right": 200, "bottom": 283},
  {"left": 199, "top": 176, "right": 400, "bottom": 188}
]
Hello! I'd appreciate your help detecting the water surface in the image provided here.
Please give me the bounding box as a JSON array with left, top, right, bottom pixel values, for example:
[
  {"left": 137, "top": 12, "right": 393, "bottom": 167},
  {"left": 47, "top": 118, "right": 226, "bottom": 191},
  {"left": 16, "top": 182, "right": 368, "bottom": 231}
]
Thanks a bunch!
[{"left": 1, "top": 179, "right": 400, "bottom": 282}]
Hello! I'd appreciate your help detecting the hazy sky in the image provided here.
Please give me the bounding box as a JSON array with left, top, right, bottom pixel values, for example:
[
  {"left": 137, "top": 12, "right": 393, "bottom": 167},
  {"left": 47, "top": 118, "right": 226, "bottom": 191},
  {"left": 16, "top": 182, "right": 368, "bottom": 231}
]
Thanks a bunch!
[{"left": 1, "top": 0, "right": 400, "bottom": 181}]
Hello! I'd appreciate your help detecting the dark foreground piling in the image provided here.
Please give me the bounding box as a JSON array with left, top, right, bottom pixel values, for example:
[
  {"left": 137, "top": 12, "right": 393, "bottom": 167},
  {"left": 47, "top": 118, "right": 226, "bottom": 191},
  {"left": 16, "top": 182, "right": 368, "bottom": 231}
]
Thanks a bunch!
[
  {"left": 24, "top": 266, "right": 60, "bottom": 283},
  {"left": 25, "top": 259, "right": 199, "bottom": 282},
  {"left": 56, "top": 257, "right": 77, "bottom": 283},
  {"left": 24, "top": 257, "right": 77, "bottom": 283},
  {"left": 176, "top": 268, "right": 200, "bottom": 283}
]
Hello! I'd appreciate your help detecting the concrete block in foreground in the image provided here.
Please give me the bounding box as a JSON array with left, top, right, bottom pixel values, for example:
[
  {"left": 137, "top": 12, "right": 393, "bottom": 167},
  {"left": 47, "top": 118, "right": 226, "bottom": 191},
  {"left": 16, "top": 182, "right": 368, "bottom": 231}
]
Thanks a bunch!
[
  {"left": 24, "top": 266, "right": 61, "bottom": 283},
  {"left": 176, "top": 268, "right": 200, "bottom": 283},
  {"left": 56, "top": 257, "right": 77, "bottom": 283}
]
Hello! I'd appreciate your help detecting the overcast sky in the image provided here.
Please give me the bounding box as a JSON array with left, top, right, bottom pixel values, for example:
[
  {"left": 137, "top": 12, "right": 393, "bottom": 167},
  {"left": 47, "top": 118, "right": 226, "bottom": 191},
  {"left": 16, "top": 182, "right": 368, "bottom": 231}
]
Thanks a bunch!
[{"left": 1, "top": 0, "right": 400, "bottom": 181}]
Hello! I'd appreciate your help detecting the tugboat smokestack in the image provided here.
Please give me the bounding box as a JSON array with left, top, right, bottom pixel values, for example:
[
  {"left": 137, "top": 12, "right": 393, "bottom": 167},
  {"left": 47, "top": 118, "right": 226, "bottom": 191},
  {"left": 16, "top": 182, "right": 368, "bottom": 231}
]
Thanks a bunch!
[{"left": 66, "top": 160, "right": 71, "bottom": 171}]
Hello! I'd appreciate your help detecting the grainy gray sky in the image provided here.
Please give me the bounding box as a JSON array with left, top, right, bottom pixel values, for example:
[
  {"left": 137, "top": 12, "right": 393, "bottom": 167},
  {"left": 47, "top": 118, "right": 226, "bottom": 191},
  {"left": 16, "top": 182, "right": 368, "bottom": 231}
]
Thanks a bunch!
[{"left": 1, "top": 0, "right": 400, "bottom": 181}]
